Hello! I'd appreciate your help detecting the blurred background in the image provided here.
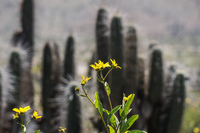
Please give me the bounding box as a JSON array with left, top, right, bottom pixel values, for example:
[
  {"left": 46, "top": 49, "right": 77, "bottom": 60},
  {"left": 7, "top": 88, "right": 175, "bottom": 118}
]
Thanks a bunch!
[{"left": 0, "top": 0, "right": 200, "bottom": 133}]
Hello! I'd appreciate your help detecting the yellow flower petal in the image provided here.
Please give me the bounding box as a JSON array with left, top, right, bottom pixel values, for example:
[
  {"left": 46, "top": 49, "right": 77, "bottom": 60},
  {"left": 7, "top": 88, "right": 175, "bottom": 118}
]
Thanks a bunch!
[
  {"left": 13, "top": 108, "right": 20, "bottom": 114},
  {"left": 32, "top": 111, "right": 42, "bottom": 120},
  {"left": 90, "top": 60, "right": 111, "bottom": 71},
  {"left": 124, "top": 94, "right": 133, "bottom": 102},
  {"left": 13, "top": 113, "right": 19, "bottom": 119},
  {"left": 81, "top": 75, "right": 91, "bottom": 85},
  {"left": 110, "top": 59, "right": 121, "bottom": 69},
  {"left": 59, "top": 127, "right": 67, "bottom": 133}
]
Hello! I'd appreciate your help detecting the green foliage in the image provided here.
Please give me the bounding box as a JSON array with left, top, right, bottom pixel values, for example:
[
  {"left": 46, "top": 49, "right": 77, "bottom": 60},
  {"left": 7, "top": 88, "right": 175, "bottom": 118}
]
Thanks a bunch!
[
  {"left": 79, "top": 60, "right": 146, "bottom": 133},
  {"left": 179, "top": 103, "right": 200, "bottom": 133},
  {"left": 34, "top": 130, "right": 41, "bottom": 133}
]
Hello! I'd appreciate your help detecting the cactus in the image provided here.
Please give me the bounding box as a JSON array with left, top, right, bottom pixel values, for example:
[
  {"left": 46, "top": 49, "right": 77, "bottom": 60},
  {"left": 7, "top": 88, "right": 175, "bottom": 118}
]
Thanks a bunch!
[
  {"left": 95, "top": 7, "right": 109, "bottom": 110},
  {"left": 21, "top": 0, "right": 34, "bottom": 57},
  {"left": 67, "top": 85, "right": 81, "bottom": 133},
  {"left": 42, "top": 43, "right": 53, "bottom": 132},
  {"left": 0, "top": 72, "right": 2, "bottom": 129},
  {"left": 63, "top": 35, "right": 75, "bottom": 80},
  {"left": 148, "top": 49, "right": 163, "bottom": 105},
  {"left": 137, "top": 58, "right": 145, "bottom": 103},
  {"left": 8, "top": 51, "right": 22, "bottom": 110},
  {"left": 6, "top": 51, "right": 22, "bottom": 133},
  {"left": 110, "top": 14, "right": 124, "bottom": 107},
  {"left": 124, "top": 26, "right": 138, "bottom": 95},
  {"left": 48, "top": 43, "right": 62, "bottom": 132},
  {"left": 158, "top": 65, "right": 177, "bottom": 132},
  {"left": 147, "top": 49, "right": 163, "bottom": 133},
  {"left": 166, "top": 73, "right": 185, "bottom": 133}
]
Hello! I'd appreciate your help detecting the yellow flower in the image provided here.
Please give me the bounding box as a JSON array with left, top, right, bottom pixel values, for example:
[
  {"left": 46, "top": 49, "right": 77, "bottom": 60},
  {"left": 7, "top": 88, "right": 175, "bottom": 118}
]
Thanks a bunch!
[
  {"left": 32, "top": 111, "right": 42, "bottom": 120},
  {"left": 81, "top": 75, "right": 91, "bottom": 85},
  {"left": 124, "top": 94, "right": 132, "bottom": 102},
  {"left": 185, "top": 98, "right": 191, "bottom": 104},
  {"left": 13, "top": 106, "right": 31, "bottom": 115},
  {"left": 110, "top": 59, "right": 121, "bottom": 69},
  {"left": 193, "top": 127, "right": 200, "bottom": 133},
  {"left": 59, "top": 127, "right": 67, "bottom": 133},
  {"left": 90, "top": 60, "right": 111, "bottom": 71},
  {"left": 13, "top": 113, "right": 19, "bottom": 119}
]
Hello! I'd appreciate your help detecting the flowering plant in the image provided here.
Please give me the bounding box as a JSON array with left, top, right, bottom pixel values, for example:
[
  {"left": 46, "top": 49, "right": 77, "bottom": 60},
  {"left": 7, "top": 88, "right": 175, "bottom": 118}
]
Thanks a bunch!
[
  {"left": 12, "top": 106, "right": 42, "bottom": 133},
  {"left": 76, "top": 59, "right": 147, "bottom": 133}
]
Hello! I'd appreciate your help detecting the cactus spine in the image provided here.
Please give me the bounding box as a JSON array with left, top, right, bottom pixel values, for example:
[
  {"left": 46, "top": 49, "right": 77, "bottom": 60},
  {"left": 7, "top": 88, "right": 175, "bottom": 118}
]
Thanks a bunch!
[
  {"left": 147, "top": 49, "right": 163, "bottom": 133},
  {"left": 166, "top": 73, "right": 185, "bottom": 133},
  {"left": 96, "top": 8, "right": 109, "bottom": 109},
  {"left": 67, "top": 86, "right": 81, "bottom": 133},
  {"left": 110, "top": 15, "right": 124, "bottom": 107},
  {"left": 64, "top": 35, "right": 75, "bottom": 80},
  {"left": 42, "top": 43, "right": 53, "bottom": 132}
]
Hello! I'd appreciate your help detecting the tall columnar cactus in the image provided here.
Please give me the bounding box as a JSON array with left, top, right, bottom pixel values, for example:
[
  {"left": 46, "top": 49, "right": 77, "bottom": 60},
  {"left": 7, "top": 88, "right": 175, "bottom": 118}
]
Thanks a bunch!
[
  {"left": 96, "top": 7, "right": 109, "bottom": 109},
  {"left": 64, "top": 35, "right": 75, "bottom": 80},
  {"left": 110, "top": 14, "right": 124, "bottom": 107},
  {"left": 166, "top": 73, "right": 185, "bottom": 133},
  {"left": 124, "top": 26, "right": 137, "bottom": 95},
  {"left": 147, "top": 49, "right": 163, "bottom": 133},
  {"left": 6, "top": 51, "right": 22, "bottom": 133},
  {"left": 47, "top": 43, "right": 62, "bottom": 132},
  {"left": 42, "top": 43, "right": 53, "bottom": 132},
  {"left": 159, "top": 65, "right": 177, "bottom": 133},
  {"left": 137, "top": 58, "right": 145, "bottom": 102},
  {"left": 148, "top": 49, "right": 163, "bottom": 105},
  {"left": 67, "top": 85, "right": 81, "bottom": 133},
  {"left": 0, "top": 72, "right": 2, "bottom": 128},
  {"left": 21, "top": 0, "right": 34, "bottom": 56},
  {"left": 8, "top": 51, "right": 22, "bottom": 110}
]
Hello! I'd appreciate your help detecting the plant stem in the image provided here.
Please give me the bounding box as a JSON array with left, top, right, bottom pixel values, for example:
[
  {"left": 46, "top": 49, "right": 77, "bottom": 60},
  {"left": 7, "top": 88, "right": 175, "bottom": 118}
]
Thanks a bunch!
[
  {"left": 103, "top": 81, "right": 113, "bottom": 110},
  {"left": 82, "top": 85, "right": 109, "bottom": 133},
  {"left": 25, "top": 119, "right": 32, "bottom": 126},
  {"left": 103, "top": 69, "right": 112, "bottom": 81}
]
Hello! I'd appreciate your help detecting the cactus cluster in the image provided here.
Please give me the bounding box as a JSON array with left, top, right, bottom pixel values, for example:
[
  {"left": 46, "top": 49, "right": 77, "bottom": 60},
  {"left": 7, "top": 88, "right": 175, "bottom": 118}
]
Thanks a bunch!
[
  {"left": 0, "top": 2, "right": 187, "bottom": 133},
  {"left": 93, "top": 7, "right": 186, "bottom": 133}
]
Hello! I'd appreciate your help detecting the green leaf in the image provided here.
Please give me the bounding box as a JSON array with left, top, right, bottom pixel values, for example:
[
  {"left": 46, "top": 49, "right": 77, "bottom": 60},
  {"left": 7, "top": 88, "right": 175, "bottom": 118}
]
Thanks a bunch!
[
  {"left": 104, "top": 82, "right": 111, "bottom": 96},
  {"left": 110, "top": 114, "right": 120, "bottom": 128},
  {"left": 95, "top": 92, "right": 103, "bottom": 116},
  {"left": 121, "top": 94, "right": 135, "bottom": 121},
  {"left": 128, "top": 130, "right": 147, "bottom": 133},
  {"left": 103, "top": 108, "right": 110, "bottom": 115},
  {"left": 107, "top": 105, "right": 121, "bottom": 125},
  {"left": 121, "top": 115, "right": 139, "bottom": 132},
  {"left": 34, "top": 130, "right": 40, "bottom": 133},
  {"left": 21, "top": 125, "right": 26, "bottom": 133},
  {"left": 98, "top": 77, "right": 104, "bottom": 83},
  {"left": 108, "top": 125, "right": 115, "bottom": 133}
]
